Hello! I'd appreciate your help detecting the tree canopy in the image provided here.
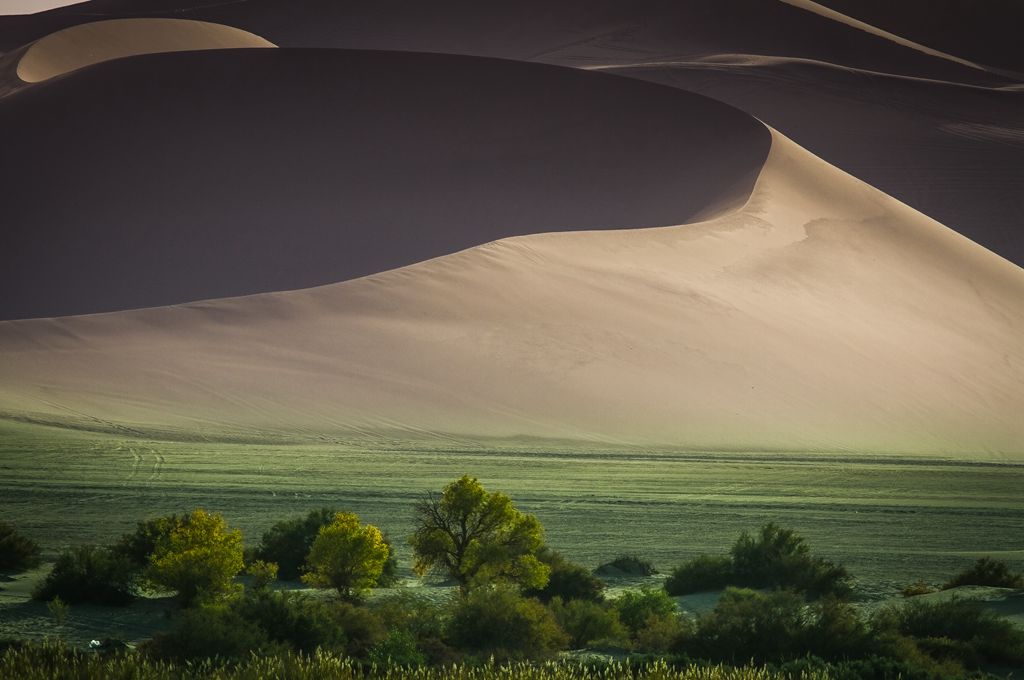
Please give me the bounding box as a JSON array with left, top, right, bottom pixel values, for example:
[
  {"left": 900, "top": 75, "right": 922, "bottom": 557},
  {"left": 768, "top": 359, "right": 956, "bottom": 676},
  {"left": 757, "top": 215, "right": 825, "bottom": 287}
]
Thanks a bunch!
[
  {"left": 409, "top": 475, "right": 548, "bottom": 591},
  {"left": 146, "top": 508, "right": 244, "bottom": 603},
  {"left": 302, "top": 512, "right": 390, "bottom": 600}
]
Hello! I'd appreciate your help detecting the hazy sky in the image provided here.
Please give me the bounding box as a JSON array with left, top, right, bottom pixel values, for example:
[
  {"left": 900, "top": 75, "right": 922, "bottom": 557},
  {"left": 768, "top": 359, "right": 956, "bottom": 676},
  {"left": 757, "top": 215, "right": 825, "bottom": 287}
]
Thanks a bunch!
[{"left": 0, "top": 0, "right": 84, "bottom": 14}]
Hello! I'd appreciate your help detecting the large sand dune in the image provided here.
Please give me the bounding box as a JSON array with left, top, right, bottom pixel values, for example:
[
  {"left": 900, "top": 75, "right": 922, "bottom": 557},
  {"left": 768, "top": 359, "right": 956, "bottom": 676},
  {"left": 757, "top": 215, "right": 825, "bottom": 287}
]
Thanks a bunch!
[
  {"left": 0, "top": 49, "right": 768, "bottom": 319},
  {"left": 2, "top": 1, "right": 1018, "bottom": 266},
  {"left": 1, "top": 128, "right": 1020, "bottom": 458}
]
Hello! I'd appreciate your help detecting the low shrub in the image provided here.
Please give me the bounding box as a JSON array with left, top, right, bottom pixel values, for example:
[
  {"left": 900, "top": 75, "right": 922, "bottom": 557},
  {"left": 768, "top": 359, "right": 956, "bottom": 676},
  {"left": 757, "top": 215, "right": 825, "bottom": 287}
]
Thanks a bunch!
[
  {"left": 232, "top": 589, "right": 345, "bottom": 654},
  {"left": 525, "top": 549, "right": 605, "bottom": 603},
  {"left": 32, "top": 545, "right": 135, "bottom": 605},
  {"left": 900, "top": 581, "right": 935, "bottom": 597},
  {"left": 613, "top": 588, "right": 677, "bottom": 637},
  {"left": 549, "top": 597, "right": 627, "bottom": 649},
  {"left": 594, "top": 555, "right": 657, "bottom": 577},
  {"left": 370, "top": 629, "right": 427, "bottom": 667},
  {"left": 446, "top": 586, "right": 568, "bottom": 660},
  {"left": 665, "top": 555, "right": 733, "bottom": 595},
  {"left": 729, "top": 523, "right": 852, "bottom": 598},
  {"left": 371, "top": 591, "right": 448, "bottom": 641},
  {"left": 943, "top": 557, "right": 1023, "bottom": 589},
  {"left": 145, "top": 601, "right": 276, "bottom": 660},
  {"left": 0, "top": 522, "right": 41, "bottom": 573}
]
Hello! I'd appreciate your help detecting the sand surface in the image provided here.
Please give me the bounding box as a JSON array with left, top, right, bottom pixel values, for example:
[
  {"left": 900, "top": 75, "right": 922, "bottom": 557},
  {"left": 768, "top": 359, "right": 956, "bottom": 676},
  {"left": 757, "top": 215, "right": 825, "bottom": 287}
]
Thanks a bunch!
[
  {"left": 1, "top": 128, "right": 1020, "bottom": 456},
  {"left": 16, "top": 18, "right": 274, "bottom": 82}
]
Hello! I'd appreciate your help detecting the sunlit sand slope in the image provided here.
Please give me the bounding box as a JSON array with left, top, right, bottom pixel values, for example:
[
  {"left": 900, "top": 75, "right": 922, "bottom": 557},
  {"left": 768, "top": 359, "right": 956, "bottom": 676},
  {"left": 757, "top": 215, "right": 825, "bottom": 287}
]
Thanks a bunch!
[{"left": 1, "top": 130, "right": 1020, "bottom": 457}]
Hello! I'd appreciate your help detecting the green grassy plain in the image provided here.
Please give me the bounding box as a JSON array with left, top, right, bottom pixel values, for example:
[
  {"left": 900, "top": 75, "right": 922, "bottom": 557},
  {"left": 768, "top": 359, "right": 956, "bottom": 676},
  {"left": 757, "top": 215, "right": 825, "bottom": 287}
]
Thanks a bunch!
[{"left": 2, "top": 419, "right": 1021, "bottom": 597}]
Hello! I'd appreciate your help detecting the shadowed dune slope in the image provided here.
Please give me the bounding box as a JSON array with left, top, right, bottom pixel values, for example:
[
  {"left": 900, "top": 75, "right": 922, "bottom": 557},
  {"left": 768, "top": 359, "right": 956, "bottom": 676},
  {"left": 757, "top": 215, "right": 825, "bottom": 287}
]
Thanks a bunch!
[
  {"left": 2, "top": 1, "right": 1018, "bottom": 267},
  {"left": 16, "top": 18, "right": 275, "bottom": 82},
  {"left": 1, "top": 129, "right": 1021, "bottom": 458},
  {"left": 0, "top": 48, "right": 769, "bottom": 319}
]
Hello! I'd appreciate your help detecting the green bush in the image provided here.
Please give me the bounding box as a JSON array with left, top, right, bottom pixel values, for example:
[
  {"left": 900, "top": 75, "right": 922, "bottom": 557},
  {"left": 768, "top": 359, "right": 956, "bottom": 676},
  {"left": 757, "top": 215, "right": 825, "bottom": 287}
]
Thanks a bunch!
[
  {"left": 685, "top": 588, "right": 870, "bottom": 665},
  {"left": 252, "top": 508, "right": 336, "bottom": 580},
  {"left": 900, "top": 581, "right": 935, "bottom": 597},
  {"left": 594, "top": 555, "right": 657, "bottom": 577},
  {"left": 943, "top": 557, "right": 1023, "bottom": 589},
  {"left": 525, "top": 549, "right": 605, "bottom": 602},
  {"left": 0, "top": 522, "right": 41, "bottom": 573},
  {"left": 32, "top": 545, "right": 135, "bottom": 605},
  {"left": 665, "top": 555, "right": 733, "bottom": 595},
  {"left": 549, "top": 597, "right": 627, "bottom": 649},
  {"left": 872, "top": 597, "right": 1024, "bottom": 668},
  {"left": 371, "top": 591, "right": 448, "bottom": 641},
  {"left": 145, "top": 601, "right": 275, "bottom": 660},
  {"left": 729, "top": 523, "right": 851, "bottom": 598},
  {"left": 370, "top": 629, "right": 427, "bottom": 667},
  {"left": 613, "top": 588, "right": 677, "bottom": 636},
  {"left": 232, "top": 589, "right": 345, "bottom": 654},
  {"left": 112, "top": 515, "right": 183, "bottom": 569},
  {"left": 446, "top": 586, "right": 568, "bottom": 660}
]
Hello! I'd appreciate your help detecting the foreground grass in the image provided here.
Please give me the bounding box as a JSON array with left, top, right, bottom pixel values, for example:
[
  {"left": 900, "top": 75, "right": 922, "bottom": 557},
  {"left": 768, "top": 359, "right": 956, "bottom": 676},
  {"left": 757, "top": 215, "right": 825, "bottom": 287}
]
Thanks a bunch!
[{"left": 0, "top": 644, "right": 831, "bottom": 680}]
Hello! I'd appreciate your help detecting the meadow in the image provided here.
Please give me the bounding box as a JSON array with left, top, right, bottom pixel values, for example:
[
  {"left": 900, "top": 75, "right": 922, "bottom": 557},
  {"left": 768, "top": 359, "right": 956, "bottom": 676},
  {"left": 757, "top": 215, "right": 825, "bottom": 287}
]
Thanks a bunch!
[{"left": 2, "top": 419, "right": 1020, "bottom": 596}]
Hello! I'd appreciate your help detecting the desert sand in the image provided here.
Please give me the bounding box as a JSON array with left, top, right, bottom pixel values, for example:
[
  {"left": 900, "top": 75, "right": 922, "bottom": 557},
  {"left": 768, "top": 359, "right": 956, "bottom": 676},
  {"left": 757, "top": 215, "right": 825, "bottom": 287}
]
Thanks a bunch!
[
  {"left": 1, "top": 127, "right": 1020, "bottom": 457},
  {"left": 15, "top": 18, "right": 275, "bottom": 82}
]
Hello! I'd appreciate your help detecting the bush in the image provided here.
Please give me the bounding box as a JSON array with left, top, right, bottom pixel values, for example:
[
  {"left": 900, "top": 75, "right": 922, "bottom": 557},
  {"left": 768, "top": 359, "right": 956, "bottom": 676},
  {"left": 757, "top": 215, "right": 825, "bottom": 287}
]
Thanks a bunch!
[
  {"left": 686, "top": 588, "right": 870, "bottom": 665},
  {"left": 613, "top": 587, "right": 677, "bottom": 636},
  {"left": 370, "top": 630, "right": 427, "bottom": 667},
  {"left": 665, "top": 555, "right": 733, "bottom": 595},
  {"left": 112, "top": 515, "right": 183, "bottom": 569},
  {"left": 371, "top": 591, "right": 448, "bottom": 641},
  {"left": 146, "top": 508, "right": 244, "bottom": 604},
  {"left": 549, "top": 597, "right": 627, "bottom": 649},
  {"left": 943, "top": 557, "right": 1023, "bottom": 589},
  {"left": 233, "top": 589, "right": 345, "bottom": 654},
  {"left": 872, "top": 598, "right": 1024, "bottom": 668},
  {"left": 245, "top": 560, "right": 278, "bottom": 590},
  {"left": 729, "top": 523, "right": 851, "bottom": 598},
  {"left": 145, "top": 602, "right": 275, "bottom": 660},
  {"left": 0, "top": 522, "right": 41, "bottom": 573},
  {"left": 446, "top": 586, "right": 568, "bottom": 660},
  {"left": 252, "top": 508, "right": 335, "bottom": 581},
  {"left": 900, "top": 581, "right": 935, "bottom": 597},
  {"left": 594, "top": 555, "right": 657, "bottom": 577},
  {"left": 525, "top": 549, "right": 604, "bottom": 602},
  {"left": 32, "top": 545, "right": 135, "bottom": 605}
]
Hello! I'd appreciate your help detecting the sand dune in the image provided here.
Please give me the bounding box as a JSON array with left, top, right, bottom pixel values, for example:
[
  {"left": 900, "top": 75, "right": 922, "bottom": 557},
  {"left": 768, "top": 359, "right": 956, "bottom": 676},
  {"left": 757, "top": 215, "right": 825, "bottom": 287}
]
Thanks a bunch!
[
  {"left": 1, "top": 128, "right": 1020, "bottom": 457},
  {"left": 15, "top": 18, "right": 275, "bottom": 82},
  {"left": 0, "top": 49, "right": 768, "bottom": 319}
]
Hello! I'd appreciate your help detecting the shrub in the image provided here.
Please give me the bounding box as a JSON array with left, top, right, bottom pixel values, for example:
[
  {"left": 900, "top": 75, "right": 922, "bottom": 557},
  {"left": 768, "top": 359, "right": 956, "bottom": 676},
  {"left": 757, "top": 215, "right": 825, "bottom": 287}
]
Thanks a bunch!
[
  {"left": 370, "top": 630, "right": 427, "bottom": 667},
  {"left": 112, "top": 514, "right": 183, "bottom": 569},
  {"left": 0, "top": 522, "right": 41, "bottom": 573},
  {"left": 900, "top": 581, "right": 935, "bottom": 597},
  {"left": 665, "top": 555, "right": 733, "bottom": 595},
  {"left": 234, "top": 588, "right": 345, "bottom": 653},
  {"left": 32, "top": 545, "right": 135, "bottom": 605},
  {"left": 46, "top": 597, "right": 69, "bottom": 627},
  {"left": 302, "top": 512, "right": 390, "bottom": 600},
  {"left": 446, "top": 586, "right": 568, "bottom": 660},
  {"left": 872, "top": 598, "right": 1024, "bottom": 668},
  {"left": 548, "top": 597, "right": 627, "bottom": 649},
  {"left": 145, "top": 508, "right": 244, "bottom": 604},
  {"left": 371, "top": 591, "right": 448, "bottom": 641},
  {"left": 594, "top": 555, "right": 657, "bottom": 577},
  {"left": 145, "top": 602, "right": 275, "bottom": 660},
  {"left": 245, "top": 560, "right": 278, "bottom": 590},
  {"left": 525, "top": 549, "right": 605, "bottom": 602},
  {"left": 686, "top": 588, "right": 871, "bottom": 665},
  {"left": 729, "top": 523, "right": 851, "bottom": 597},
  {"left": 943, "top": 557, "right": 1023, "bottom": 589},
  {"left": 333, "top": 601, "right": 387, "bottom": 658},
  {"left": 613, "top": 587, "right": 677, "bottom": 636},
  {"left": 252, "top": 508, "right": 335, "bottom": 581}
]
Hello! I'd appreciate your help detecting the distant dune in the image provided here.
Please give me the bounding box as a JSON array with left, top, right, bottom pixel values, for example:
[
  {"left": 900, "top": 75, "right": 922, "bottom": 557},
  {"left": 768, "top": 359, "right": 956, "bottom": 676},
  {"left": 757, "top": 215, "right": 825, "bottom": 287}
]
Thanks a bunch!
[
  {"left": 0, "top": 49, "right": 768, "bottom": 319},
  {"left": 16, "top": 18, "right": 275, "bottom": 82},
  {"left": 1, "top": 126, "right": 1020, "bottom": 457}
]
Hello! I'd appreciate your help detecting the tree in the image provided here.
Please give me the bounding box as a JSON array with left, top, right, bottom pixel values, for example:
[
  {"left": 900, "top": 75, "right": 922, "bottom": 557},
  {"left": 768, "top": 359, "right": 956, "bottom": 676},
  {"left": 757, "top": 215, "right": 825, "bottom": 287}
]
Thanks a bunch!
[
  {"left": 301, "top": 512, "right": 389, "bottom": 600},
  {"left": 410, "top": 475, "right": 548, "bottom": 591},
  {"left": 253, "top": 508, "right": 336, "bottom": 581},
  {"left": 0, "top": 521, "right": 41, "bottom": 573},
  {"left": 146, "top": 508, "right": 244, "bottom": 603}
]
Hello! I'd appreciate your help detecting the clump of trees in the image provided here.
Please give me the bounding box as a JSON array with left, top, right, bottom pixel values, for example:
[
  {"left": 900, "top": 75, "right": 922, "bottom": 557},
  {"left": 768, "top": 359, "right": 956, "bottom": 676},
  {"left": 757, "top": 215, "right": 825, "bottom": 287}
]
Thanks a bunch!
[
  {"left": 665, "top": 523, "right": 851, "bottom": 598},
  {"left": 0, "top": 522, "right": 41, "bottom": 573}
]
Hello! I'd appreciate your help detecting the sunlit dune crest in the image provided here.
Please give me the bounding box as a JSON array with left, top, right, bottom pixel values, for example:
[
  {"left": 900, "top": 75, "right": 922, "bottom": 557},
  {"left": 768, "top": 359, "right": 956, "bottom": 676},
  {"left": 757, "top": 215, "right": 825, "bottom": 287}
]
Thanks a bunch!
[{"left": 16, "top": 18, "right": 276, "bottom": 82}]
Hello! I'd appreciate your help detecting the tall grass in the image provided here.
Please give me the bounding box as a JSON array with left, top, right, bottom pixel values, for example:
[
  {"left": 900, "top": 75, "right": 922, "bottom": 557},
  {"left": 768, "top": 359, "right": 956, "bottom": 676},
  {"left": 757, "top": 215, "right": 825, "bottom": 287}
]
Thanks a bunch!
[{"left": 0, "top": 643, "right": 832, "bottom": 680}]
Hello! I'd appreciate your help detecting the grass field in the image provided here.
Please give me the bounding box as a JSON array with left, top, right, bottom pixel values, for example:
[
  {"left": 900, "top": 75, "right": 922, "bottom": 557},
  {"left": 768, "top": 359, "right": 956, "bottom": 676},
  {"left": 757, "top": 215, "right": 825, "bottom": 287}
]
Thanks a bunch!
[{"left": 2, "top": 419, "right": 1021, "bottom": 596}]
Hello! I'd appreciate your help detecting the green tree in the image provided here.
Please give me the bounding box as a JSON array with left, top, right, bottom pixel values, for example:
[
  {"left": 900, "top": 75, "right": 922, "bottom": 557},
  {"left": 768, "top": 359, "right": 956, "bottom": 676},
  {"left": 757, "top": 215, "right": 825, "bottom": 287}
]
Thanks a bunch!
[
  {"left": 410, "top": 475, "right": 548, "bottom": 591},
  {"left": 0, "top": 521, "right": 41, "bottom": 573},
  {"left": 301, "top": 512, "right": 389, "bottom": 600},
  {"left": 146, "top": 508, "right": 244, "bottom": 603},
  {"left": 253, "top": 508, "right": 335, "bottom": 581}
]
